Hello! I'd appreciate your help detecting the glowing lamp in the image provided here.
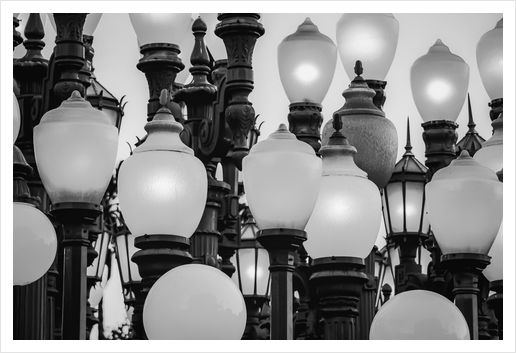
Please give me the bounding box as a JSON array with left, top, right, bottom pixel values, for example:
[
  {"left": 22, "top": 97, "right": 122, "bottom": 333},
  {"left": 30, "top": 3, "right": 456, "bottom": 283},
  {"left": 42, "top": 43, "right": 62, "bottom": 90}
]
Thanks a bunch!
[
  {"left": 336, "top": 13, "right": 399, "bottom": 81},
  {"left": 143, "top": 264, "right": 246, "bottom": 339},
  {"left": 129, "top": 13, "right": 192, "bottom": 46},
  {"left": 117, "top": 92, "right": 207, "bottom": 237},
  {"left": 14, "top": 202, "right": 58, "bottom": 286},
  {"left": 370, "top": 290, "right": 470, "bottom": 339},
  {"left": 242, "top": 124, "right": 322, "bottom": 230},
  {"left": 476, "top": 18, "right": 503, "bottom": 100},
  {"left": 34, "top": 91, "right": 118, "bottom": 205},
  {"left": 426, "top": 151, "right": 502, "bottom": 255},
  {"left": 304, "top": 133, "right": 381, "bottom": 259},
  {"left": 410, "top": 39, "right": 470, "bottom": 122},
  {"left": 277, "top": 17, "right": 337, "bottom": 104}
]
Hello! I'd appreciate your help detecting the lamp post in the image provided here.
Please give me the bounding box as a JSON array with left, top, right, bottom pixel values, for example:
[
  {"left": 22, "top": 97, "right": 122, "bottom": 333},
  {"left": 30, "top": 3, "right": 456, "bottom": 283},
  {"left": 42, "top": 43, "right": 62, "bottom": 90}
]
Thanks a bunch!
[
  {"left": 381, "top": 117, "right": 429, "bottom": 294},
  {"left": 426, "top": 151, "right": 503, "bottom": 340},
  {"left": 244, "top": 124, "right": 322, "bottom": 340}
]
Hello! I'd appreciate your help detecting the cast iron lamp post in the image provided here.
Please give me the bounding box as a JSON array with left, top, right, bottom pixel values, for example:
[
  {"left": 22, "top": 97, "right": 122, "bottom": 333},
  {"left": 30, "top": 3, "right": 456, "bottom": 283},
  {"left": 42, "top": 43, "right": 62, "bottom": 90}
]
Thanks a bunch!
[
  {"left": 243, "top": 124, "right": 322, "bottom": 340},
  {"left": 303, "top": 110, "right": 382, "bottom": 340},
  {"left": 381, "top": 117, "right": 430, "bottom": 294},
  {"left": 426, "top": 151, "right": 503, "bottom": 340}
]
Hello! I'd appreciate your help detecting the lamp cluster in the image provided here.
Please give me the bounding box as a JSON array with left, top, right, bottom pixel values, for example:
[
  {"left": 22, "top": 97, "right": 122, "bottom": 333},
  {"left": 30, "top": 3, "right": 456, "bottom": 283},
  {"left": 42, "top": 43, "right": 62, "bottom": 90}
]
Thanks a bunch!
[{"left": 12, "top": 12, "right": 503, "bottom": 342}]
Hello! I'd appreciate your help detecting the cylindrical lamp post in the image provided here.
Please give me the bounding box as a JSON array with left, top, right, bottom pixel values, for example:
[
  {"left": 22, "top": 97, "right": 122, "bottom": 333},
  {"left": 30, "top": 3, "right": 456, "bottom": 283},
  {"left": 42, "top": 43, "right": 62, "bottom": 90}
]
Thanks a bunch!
[
  {"left": 230, "top": 208, "right": 271, "bottom": 339},
  {"left": 129, "top": 13, "right": 191, "bottom": 121},
  {"left": 117, "top": 90, "right": 207, "bottom": 339},
  {"left": 322, "top": 61, "right": 398, "bottom": 189},
  {"left": 335, "top": 13, "right": 399, "bottom": 110},
  {"left": 34, "top": 91, "right": 118, "bottom": 340},
  {"left": 381, "top": 117, "right": 430, "bottom": 294},
  {"left": 426, "top": 151, "right": 503, "bottom": 340},
  {"left": 277, "top": 17, "right": 337, "bottom": 152},
  {"left": 476, "top": 18, "right": 503, "bottom": 121},
  {"left": 243, "top": 124, "right": 322, "bottom": 340},
  {"left": 304, "top": 118, "right": 382, "bottom": 340},
  {"left": 410, "top": 39, "right": 469, "bottom": 178}
]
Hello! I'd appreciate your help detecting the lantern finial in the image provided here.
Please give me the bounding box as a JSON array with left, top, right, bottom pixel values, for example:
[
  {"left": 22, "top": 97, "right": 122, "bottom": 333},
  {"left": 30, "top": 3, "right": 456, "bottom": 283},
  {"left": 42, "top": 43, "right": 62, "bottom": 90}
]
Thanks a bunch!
[{"left": 405, "top": 116, "right": 413, "bottom": 154}]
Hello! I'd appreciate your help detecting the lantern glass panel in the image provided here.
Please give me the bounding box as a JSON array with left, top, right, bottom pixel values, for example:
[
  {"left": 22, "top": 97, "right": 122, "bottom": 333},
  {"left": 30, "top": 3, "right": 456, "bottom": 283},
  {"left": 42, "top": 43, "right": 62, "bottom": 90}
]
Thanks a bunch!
[
  {"left": 87, "top": 231, "right": 111, "bottom": 280},
  {"left": 115, "top": 232, "right": 141, "bottom": 285},
  {"left": 231, "top": 248, "right": 270, "bottom": 296}
]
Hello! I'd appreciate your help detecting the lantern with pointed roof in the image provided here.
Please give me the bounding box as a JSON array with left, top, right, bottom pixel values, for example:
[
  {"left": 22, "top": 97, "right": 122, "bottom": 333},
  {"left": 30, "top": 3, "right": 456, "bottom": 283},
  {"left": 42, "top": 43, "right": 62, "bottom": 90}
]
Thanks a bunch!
[
  {"left": 456, "top": 94, "right": 485, "bottom": 157},
  {"left": 381, "top": 117, "right": 430, "bottom": 293}
]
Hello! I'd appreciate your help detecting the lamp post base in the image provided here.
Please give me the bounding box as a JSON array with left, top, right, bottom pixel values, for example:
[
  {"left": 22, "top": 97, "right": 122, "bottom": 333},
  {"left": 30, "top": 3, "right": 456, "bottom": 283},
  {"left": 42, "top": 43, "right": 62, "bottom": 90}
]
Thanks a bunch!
[
  {"left": 441, "top": 253, "right": 490, "bottom": 340},
  {"left": 310, "top": 256, "right": 368, "bottom": 340},
  {"left": 257, "top": 228, "right": 306, "bottom": 340}
]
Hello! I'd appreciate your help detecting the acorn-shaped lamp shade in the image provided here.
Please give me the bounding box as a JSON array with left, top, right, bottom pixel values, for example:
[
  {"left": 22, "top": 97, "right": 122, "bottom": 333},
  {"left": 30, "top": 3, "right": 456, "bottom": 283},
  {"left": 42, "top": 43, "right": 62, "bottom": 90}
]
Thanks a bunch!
[
  {"left": 425, "top": 150, "right": 502, "bottom": 255},
  {"left": 476, "top": 18, "right": 503, "bottom": 101},
  {"left": 410, "top": 39, "right": 470, "bottom": 123},
  {"left": 305, "top": 134, "right": 381, "bottom": 259},
  {"left": 336, "top": 13, "right": 399, "bottom": 81},
  {"left": 34, "top": 91, "right": 118, "bottom": 205},
  {"left": 278, "top": 17, "right": 337, "bottom": 104},
  {"left": 243, "top": 124, "right": 322, "bottom": 230},
  {"left": 474, "top": 113, "right": 503, "bottom": 173},
  {"left": 129, "top": 13, "right": 192, "bottom": 46},
  {"left": 117, "top": 91, "right": 207, "bottom": 238}
]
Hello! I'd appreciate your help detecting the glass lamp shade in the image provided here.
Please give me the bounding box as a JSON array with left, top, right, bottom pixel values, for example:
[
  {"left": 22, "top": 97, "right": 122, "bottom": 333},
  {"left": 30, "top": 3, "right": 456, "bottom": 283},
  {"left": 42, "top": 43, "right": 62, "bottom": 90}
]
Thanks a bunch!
[
  {"left": 336, "top": 13, "right": 399, "bottom": 81},
  {"left": 114, "top": 231, "right": 142, "bottom": 286},
  {"left": 474, "top": 114, "right": 503, "bottom": 173},
  {"left": 14, "top": 202, "right": 58, "bottom": 286},
  {"left": 13, "top": 92, "right": 21, "bottom": 143},
  {"left": 200, "top": 13, "right": 227, "bottom": 60},
  {"left": 143, "top": 264, "right": 246, "bottom": 340},
  {"left": 87, "top": 231, "right": 111, "bottom": 281},
  {"left": 476, "top": 18, "right": 503, "bottom": 100},
  {"left": 83, "top": 13, "right": 102, "bottom": 36},
  {"left": 34, "top": 91, "right": 118, "bottom": 205},
  {"left": 230, "top": 218, "right": 270, "bottom": 296},
  {"left": 277, "top": 17, "right": 337, "bottom": 104},
  {"left": 426, "top": 151, "right": 503, "bottom": 255},
  {"left": 129, "top": 13, "right": 192, "bottom": 46},
  {"left": 484, "top": 221, "right": 503, "bottom": 282},
  {"left": 410, "top": 39, "right": 470, "bottom": 123},
  {"left": 304, "top": 138, "right": 381, "bottom": 259},
  {"left": 242, "top": 124, "right": 322, "bottom": 230},
  {"left": 118, "top": 102, "right": 207, "bottom": 238},
  {"left": 370, "top": 290, "right": 470, "bottom": 339}
]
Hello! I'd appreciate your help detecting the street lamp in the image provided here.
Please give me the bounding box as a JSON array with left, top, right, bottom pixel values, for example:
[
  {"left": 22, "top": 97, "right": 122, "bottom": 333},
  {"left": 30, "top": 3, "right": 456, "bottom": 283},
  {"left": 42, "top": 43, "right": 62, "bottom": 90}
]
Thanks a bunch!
[
  {"left": 426, "top": 150, "right": 503, "bottom": 340},
  {"left": 243, "top": 124, "right": 322, "bottom": 340}
]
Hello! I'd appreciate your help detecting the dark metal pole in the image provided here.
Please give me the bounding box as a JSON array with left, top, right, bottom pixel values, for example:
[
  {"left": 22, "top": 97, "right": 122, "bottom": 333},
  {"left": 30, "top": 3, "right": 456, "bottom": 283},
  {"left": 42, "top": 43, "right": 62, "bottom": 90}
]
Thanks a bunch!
[{"left": 257, "top": 228, "right": 306, "bottom": 340}]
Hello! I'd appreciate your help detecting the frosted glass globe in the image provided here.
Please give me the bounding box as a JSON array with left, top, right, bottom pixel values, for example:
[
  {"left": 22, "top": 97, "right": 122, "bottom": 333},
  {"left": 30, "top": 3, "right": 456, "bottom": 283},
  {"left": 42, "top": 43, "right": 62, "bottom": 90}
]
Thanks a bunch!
[
  {"left": 118, "top": 100, "right": 207, "bottom": 238},
  {"left": 476, "top": 18, "right": 503, "bottom": 100},
  {"left": 370, "top": 290, "right": 470, "bottom": 339},
  {"left": 129, "top": 13, "right": 192, "bottom": 46},
  {"left": 426, "top": 151, "right": 502, "bottom": 255},
  {"left": 410, "top": 39, "right": 470, "bottom": 122},
  {"left": 243, "top": 124, "right": 322, "bottom": 230},
  {"left": 34, "top": 91, "right": 118, "bottom": 205},
  {"left": 336, "top": 13, "right": 399, "bottom": 81},
  {"left": 484, "top": 221, "right": 503, "bottom": 282},
  {"left": 143, "top": 264, "right": 246, "bottom": 339},
  {"left": 83, "top": 13, "right": 102, "bottom": 36},
  {"left": 278, "top": 17, "right": 337, "bottom": 104},
  {"left": 474, "top": 114, "right": 503, "bottom": 173},
  {"left": 304, "top": 138, "right": 381, "bottom": 259},
  {"left": 13, "top": 92, "right": 21, "bottom": 143},
  {"left": 14, "top": 202, "right": 58, "bottom": 286}
]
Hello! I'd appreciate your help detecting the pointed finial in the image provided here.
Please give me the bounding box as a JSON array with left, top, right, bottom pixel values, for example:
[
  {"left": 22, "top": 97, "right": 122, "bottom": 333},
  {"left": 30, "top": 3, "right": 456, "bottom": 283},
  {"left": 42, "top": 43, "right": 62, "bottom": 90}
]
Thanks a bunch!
[
  {"left": 405, "top": 116, "right": 413, "bottom": 153},
  {"left": 467, "top": 93, "right": 476, "bottom": 130}
]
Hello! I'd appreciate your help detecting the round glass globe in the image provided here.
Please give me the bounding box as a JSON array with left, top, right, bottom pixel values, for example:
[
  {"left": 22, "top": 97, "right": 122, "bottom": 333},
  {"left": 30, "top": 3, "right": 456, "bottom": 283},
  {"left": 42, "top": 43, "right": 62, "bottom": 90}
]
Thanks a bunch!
[
  {"left": 13, "top": 92, "right": 21, "bottom": 143},
  {"left": 129, "top": 13, "right": 192, "bottom": 46},
  {"left": 336, "top": 13, "right": 399, "bottom": 81},
  {"left": 83, "top": 13, "right": 102, "bottom": 36},
  {"left": 410, "top": 39, "right": 470, "bottom": 123},
  {"left": 14, "top": 202, "right": 58, "bottom": 286},
  {"left": 278, "top": 17, "right": 337, "bottom": 104},
  {"left": 143, "top": 264, "right": 247, "bottom": 339},
  {"left": 474, "top": 114, "right": 503, "bottom": 173},
  {"left": 426, "top": 151, "right": 503, "bottom": 255},
  {"left": 243, "top": 124, "right": 322, "bottom": 230},
  {"left": 476, "top": 18, "right": 503, "bottom": 100},
  {"left": 370, "top": 289, "right": 470, "bottom": 339},
  {"left": 484, "top": 221, "right": 503, "bottom": 282}
]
